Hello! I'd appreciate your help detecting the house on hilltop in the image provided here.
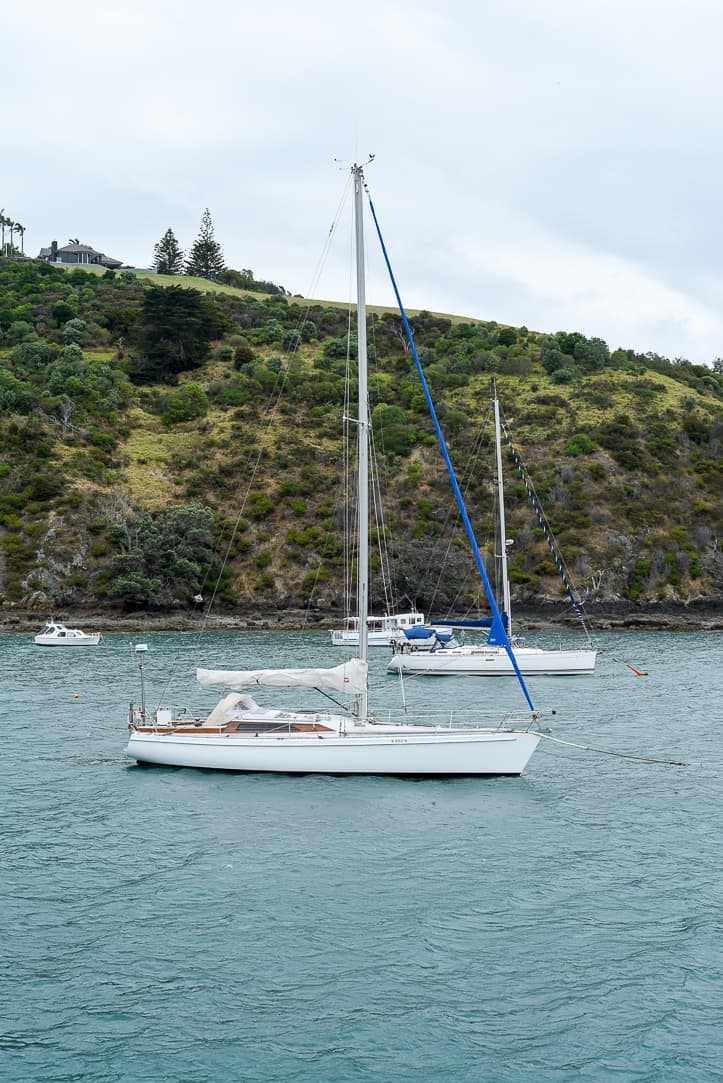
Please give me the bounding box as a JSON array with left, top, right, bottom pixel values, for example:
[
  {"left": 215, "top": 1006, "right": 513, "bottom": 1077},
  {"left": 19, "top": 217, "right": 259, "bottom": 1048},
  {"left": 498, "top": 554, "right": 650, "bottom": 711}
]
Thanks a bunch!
[{"left": 37, "top": 240, "right": 123, "bottom": 269}]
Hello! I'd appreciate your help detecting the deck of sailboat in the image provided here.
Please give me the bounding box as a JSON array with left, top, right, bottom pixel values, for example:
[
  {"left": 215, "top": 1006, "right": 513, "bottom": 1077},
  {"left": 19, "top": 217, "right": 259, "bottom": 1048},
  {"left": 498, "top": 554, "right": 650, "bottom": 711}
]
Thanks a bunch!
[
  {"left": 133, "top": 719, "right": 336, "bottom": 735},
  {"left": 131, "top": 715, "right": 539, "bottom": 738}
]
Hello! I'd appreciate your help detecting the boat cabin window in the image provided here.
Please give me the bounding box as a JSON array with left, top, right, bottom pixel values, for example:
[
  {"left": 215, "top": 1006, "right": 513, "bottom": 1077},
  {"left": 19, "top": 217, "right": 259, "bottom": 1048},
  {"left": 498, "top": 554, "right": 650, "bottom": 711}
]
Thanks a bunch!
[{"left": 397, "top": 614, "right": 424, "bottom": 628}]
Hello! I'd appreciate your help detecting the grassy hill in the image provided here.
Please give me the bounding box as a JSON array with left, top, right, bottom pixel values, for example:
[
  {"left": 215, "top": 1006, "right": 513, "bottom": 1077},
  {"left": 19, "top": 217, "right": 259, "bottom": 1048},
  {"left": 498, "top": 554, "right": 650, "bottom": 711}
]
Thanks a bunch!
[{"left": 0, "top": 258, "right": 720, "bottom": 622}]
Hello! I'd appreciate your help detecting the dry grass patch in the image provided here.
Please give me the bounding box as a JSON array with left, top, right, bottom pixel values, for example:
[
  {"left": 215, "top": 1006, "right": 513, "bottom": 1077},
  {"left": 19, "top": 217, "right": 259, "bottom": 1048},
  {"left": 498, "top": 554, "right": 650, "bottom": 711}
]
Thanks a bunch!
[{"left": 121, "top": 429, "right": 197, "bottom": 507}]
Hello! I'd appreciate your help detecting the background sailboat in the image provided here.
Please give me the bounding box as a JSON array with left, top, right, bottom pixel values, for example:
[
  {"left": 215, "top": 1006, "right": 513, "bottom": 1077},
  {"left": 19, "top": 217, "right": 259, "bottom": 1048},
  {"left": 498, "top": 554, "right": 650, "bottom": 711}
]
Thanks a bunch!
[
  {"left": 388, "top": 389, "right": 597, "bottom": 676},
  {"left": 125, "top": 163, "right": 542, "bottom": 775}
]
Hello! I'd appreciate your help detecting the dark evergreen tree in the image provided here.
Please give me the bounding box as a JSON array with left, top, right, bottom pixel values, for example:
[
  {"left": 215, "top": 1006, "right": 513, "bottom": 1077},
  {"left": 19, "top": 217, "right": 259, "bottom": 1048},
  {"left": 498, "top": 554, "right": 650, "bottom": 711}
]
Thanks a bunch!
[
  {"left": 185, "top": 208, "right": 226, "bottom": 280},
  {"left": 131, "top": 284, "right": 228, "bottom": 381},
  {"left": 152, "top": 227, "right": 184, "bottom": 275}
]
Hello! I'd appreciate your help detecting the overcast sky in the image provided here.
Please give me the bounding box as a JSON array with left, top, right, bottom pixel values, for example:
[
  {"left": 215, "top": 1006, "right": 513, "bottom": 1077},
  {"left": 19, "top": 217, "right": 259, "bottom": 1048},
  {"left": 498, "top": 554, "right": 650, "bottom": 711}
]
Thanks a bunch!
[{"left": 5, "top": 0, "right": 723, "bottom": 364}]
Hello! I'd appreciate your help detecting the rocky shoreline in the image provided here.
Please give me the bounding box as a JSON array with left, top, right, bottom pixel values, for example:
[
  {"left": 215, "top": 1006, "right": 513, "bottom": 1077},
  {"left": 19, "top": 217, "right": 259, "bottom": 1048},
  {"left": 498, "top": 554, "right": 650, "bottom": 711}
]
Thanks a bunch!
[{"left": 1, "top": 599, "right": 720, "bottom": 634}]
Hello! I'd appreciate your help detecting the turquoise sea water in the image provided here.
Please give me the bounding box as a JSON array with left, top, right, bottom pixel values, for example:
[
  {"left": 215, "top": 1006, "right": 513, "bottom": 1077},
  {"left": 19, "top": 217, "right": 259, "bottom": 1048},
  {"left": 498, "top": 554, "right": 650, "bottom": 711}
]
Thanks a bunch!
[{"left": 1, "top": 629, "right": 721, "bottom": 1083}]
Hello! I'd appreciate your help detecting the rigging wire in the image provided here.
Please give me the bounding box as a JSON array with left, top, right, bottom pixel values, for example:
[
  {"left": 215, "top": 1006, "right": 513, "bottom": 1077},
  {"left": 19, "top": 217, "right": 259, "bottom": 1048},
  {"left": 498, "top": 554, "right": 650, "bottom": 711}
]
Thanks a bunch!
[
  {"left": 537, "top": 731, "right": 722, "bottom": 768},
  {"left": 154, "top": 172, "right": 356, "bottom": 708},
  {"left": 369, "top": 427, "right": 396, "bottom": 614},
  {"left": 421, "top": 403, "right": 496, "bottom": 620},
  {"left": 202, "top": 177, "right": 357, "bottom": 625},
  {"left": 497, "top": 402, "right": 594, "bottom": 644},
  {"left": 337, "top": 195, "right": 418, "bottom": 623},
  {"left": 496, "top": 398, "right": 651, "bottom": 671}
]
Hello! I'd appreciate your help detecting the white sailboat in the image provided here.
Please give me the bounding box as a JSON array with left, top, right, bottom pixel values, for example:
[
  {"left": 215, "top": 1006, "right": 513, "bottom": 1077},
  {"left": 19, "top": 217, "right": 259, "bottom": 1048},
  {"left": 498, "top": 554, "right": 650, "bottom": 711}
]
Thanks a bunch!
[
  {"left": 125, "top": 163, "right": 542, "bottom": 775},
  {"left": 388, "top": 392, "right": 597, "bottom": 677}
]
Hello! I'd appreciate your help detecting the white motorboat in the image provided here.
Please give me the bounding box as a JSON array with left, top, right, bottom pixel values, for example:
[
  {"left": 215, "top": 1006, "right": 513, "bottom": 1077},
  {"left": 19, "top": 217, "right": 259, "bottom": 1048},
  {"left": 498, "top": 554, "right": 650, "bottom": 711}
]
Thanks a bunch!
[
  {"left": 388, "top": 391, "right": 597, "bottom": 678},
  {"left": 331, "top": 611, "right": 455, "bottom": 648},
  {"left": 34, "top": 621, "right": 102, "bottom": 646},
  {"left": 330, "top": 609, "right": 426, "bottom": 646},
  {"left": 125, "top": 162, "right": 542, "bottom": 776}
]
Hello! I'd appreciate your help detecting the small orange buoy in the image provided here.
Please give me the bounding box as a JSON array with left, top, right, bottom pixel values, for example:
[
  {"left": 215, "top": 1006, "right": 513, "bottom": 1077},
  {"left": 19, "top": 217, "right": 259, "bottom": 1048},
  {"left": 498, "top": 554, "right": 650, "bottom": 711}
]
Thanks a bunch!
[{"left": 626, "top": 663, "right": 648, "bottom": 676}]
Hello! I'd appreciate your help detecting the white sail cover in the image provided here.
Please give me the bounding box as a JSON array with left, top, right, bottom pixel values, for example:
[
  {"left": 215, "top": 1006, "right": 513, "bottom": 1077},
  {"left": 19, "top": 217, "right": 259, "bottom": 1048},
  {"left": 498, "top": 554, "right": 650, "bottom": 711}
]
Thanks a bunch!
[{"left": 196, "top": 658, "right": 367, "bottom": 695}]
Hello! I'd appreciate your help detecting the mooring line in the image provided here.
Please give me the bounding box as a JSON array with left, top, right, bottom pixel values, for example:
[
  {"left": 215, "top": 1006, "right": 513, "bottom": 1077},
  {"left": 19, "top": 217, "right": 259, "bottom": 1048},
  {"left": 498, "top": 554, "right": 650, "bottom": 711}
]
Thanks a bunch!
[{"left": 537, "top": 731, "right": 722, "bottom": 767}]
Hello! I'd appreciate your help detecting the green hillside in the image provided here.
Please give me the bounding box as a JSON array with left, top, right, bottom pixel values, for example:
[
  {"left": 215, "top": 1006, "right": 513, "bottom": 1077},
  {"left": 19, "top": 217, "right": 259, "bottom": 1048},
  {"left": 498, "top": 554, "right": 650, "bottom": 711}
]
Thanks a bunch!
[{"left": 0, "top": 258, "right": 720, "bottom": 622}]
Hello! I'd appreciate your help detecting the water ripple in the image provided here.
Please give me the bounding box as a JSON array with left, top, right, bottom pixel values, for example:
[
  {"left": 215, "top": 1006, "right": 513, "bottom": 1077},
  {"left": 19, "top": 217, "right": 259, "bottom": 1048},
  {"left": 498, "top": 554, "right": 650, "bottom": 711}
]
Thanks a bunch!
[{"left": 0, "top": 630, "right": 721, "bottom": 1082}]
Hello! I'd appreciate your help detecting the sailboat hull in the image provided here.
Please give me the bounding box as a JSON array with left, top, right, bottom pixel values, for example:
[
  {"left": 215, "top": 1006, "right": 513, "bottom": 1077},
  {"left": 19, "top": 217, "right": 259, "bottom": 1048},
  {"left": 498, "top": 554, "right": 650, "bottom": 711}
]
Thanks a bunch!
[
  {"left": 125, "top": 727, "right": 540, "bottom": 776},
  {"left": 388, "top": 646, "right": 597, "bottom": 676}
]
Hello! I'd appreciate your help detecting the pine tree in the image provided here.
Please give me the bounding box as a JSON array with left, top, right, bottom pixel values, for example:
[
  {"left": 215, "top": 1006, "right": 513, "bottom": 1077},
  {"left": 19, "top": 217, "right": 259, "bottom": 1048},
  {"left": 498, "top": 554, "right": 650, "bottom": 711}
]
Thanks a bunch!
[
  {"left": 152, "top": 228, "right": 184, "bottom": 275},
  {"left": 185, "top": 209, "right": 226, "bottom": 280}
]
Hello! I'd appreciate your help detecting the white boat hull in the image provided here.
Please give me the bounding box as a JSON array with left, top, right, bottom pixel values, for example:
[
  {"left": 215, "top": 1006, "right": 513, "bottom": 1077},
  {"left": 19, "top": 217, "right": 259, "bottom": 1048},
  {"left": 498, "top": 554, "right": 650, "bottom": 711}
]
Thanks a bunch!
[
  {"left": 331, "top": 629, "right": 408, "bottom": 647},
  {"left": 388, "top": 646, "right": 597, "bottom": 676},
  {"left": 126, "top": 726, "right": 540, "bottom": 776},
  {"left": 330, "top": 630, "right": 442, "bottom": 649},
  {"left": 34, "top": 633, "right": 102, "bottom": 646},
  {"left": 330, "top": 610, "right": 428, "bottom": 647}
]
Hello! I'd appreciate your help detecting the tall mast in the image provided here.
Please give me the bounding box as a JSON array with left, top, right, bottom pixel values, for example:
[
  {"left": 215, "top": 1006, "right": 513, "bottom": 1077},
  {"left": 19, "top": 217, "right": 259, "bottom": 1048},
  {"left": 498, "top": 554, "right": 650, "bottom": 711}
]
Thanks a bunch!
[
  {"left": 352, "top": 164, "right": 369, "bottom": 722},
  {"left": 493, "top": 390, "right": 512, "bottom": 634}
]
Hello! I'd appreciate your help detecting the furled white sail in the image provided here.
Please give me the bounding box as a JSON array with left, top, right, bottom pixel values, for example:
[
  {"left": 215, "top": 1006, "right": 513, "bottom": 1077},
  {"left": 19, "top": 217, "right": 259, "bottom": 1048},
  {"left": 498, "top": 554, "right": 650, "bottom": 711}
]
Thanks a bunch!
[{"left": 196, "top": 658, "right": 367, "bottom": 694}]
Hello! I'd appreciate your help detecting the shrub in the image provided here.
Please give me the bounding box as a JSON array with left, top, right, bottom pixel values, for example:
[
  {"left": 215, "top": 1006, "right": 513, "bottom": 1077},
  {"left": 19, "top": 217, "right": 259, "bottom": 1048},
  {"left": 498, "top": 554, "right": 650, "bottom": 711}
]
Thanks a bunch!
[
  {"left": 26, "top": 472, "right": 64, "bottom": 501},
  {"left": 626, "top": 560, "right": 651, "bottom": 600},
  {"left": 565, "top": 433, "right": 598, "bottom": 456},
  {"left": 551, "top": 367, "right": 576, "bottom": 384},
  {"left": 10, "top": 341, "right": 53, "bottom": 369},
  {"left": 255, "top": 549, "right": 272, "bottom": 569},
  {"left": 160, "top": 383, "right": 209, "bottom": 425},
  {"left": 247, "top": 491, "right": 274, "bottom": 519},
  {"left": 0, "top": 371, "right": 36, "bottom": 413},
  {"left": 233, "top": 342, "right": 255, "bottom": 367},
  {"left": 371, "top": 403, "right": 411, "bottom": 456},
  {"left": 89, "top": 430, "right": 117, "bottom": 450},
  {"left": 62, "top": 318, "right": 87, "bottom": 345},
  {"left": 497, "top": 327, "right": 517, "bottom": 346}
]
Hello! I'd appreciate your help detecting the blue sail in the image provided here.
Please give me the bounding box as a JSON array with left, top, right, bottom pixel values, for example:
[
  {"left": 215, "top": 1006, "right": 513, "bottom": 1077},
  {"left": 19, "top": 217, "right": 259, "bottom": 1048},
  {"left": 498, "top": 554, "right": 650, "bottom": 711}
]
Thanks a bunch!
[
  {"left": 366, "top": 194, "right": 535, "bottom": 713},
  {"left": 486, "top": 612, "right": 510, "bottom": 647}
]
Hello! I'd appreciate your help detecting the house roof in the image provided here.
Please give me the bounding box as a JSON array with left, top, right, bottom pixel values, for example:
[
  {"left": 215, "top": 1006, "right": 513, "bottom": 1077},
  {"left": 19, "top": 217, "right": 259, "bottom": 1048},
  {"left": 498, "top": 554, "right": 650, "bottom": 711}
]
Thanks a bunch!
[
  {"left": 36, "top": 241, "right": 123, "bottom": 267},
  {"left": 61, "top": 243, "right": 101, "bottom": 254}
]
